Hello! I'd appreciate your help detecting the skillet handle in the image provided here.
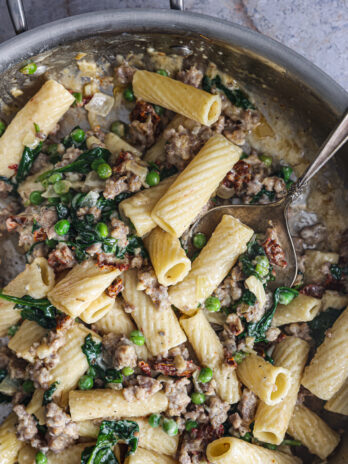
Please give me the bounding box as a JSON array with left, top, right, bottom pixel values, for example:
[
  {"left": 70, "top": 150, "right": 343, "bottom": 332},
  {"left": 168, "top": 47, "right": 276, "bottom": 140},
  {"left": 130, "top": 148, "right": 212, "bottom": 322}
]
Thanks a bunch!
[
  {"left": 6, "top": 0, "right": 27, "bottom": 34},
  {"left": 170, "top": 0, "right": 184, "bottom": 9}
]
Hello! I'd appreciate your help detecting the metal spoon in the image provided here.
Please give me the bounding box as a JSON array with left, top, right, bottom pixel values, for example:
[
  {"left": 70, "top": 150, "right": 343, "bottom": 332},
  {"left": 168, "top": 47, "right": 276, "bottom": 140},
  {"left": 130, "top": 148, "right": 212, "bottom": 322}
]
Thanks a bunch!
[{"left": 189, "top": 111, "right": 348, "bottom": 290}]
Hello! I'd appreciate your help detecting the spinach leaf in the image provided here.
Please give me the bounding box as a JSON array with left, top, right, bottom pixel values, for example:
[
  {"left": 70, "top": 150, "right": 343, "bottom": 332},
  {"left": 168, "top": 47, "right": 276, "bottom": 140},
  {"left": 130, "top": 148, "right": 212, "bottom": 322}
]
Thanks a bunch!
[
  {"left": 126, "top": 235, "right": 148, "bottom": 258},
  {"left": 330, "top": 264, "right": 342, "bottom": 280},
  {"left": 25, "top": 241, "right": 45, "bottom": 262},
  {"left": 37, "top": 147, "right": 111, "bottom": 181},
  {"left": 81, "top": 419, "right": 139, "bottom": 464},
  {"left": 308, "top": 308, "right": 342, "bottom": 347},
  {"left": 0, "top": 293, "right": 59, "bottom": 330},
  {"left": 0, "top": 393, "right": 12, "bottom": 403},
  {"left": 114, "top": 192, "right": 133, "bottom": 205},
  {"left": 56, "top": 203, "right": 70, "bottom": 219},
  {"left": 82, "top": 334, "right": 108, "bottom": 380},
  {"left": 203, "top": 75, "right": 254, "bottom": 110},
  {"left": 239, "top": 238, "right": 269, "bottom": 280},
  {"left": 16, "top": 143, "right": 43, "bottom": 184},
  {"left": 42, "top": 381, "right": 59, "bottom": 405},
  {"left": 250, "top": 187, "right": 275, "bottom": 204}
]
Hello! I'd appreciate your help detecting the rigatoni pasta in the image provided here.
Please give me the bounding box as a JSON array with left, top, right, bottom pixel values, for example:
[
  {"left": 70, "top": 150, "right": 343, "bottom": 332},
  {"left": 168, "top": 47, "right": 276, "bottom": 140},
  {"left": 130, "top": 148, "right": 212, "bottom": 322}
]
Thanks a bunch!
[
  {"left": 8, "top": 320, "right": 47, "bottom": 362},
  {"left": 325, "top": 378, "right": 348, "bottom": 415},
  {"left": 287, "top": 404, "right": 340, "bottom": 459},
  {"left": 122, "top": 270, "right": 186, "bottom": 356},
  {"left": 206, "top": 436, "right": 301, "bottom": 464},
  {"left": 237, "top": 354, "right": 291, "bottom": 405},
  {"left": 48, "top": 260, "right": 120, "bottom": 317},
  {"left": 69, "top": 389, "right": 168, "bottom": 421},
  {"left": 302, "top": 305, "right": 348, "bottom": 399},
  {"left": 169, "top": 215, "right": 253, "bottom": 313},
  {"left": 0, "top": 80, "right": 74, "bottom": 178},
  {"left": 272, "top": 293, "right": 321, "bottom": 327},
  {"left": 119, "top": 175, "right": 177, "bottom": 237},
  {"left": 152, "top": 135, "right": 241, "bottom": 237},
  {"left": 125, "top": 448, "right": 177, "bottom": 464},
  {"left": 79, "top": 293, "right": 114, "bottom": 324},
  {"left": 133, "top": 70, "right": 221, "bottom": 126},
  {"left": 253, "top": 337, "right": 310, "bottom": 444},
  {"left": 0, "top": 413, "right": 24, "bottom": 464}
]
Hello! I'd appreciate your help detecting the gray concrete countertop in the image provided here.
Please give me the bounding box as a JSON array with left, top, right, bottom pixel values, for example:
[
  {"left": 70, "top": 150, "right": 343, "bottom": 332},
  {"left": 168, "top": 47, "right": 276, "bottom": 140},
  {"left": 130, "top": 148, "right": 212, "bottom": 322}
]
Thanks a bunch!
[{"left": 0, "top": 0, "right": 347, "bottom": 90}]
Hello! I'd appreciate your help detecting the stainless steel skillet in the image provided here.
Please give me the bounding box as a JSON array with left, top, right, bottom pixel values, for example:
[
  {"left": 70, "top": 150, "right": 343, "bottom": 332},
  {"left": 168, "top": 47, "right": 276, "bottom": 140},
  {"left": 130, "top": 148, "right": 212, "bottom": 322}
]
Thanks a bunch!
[{"left": 1, "top": 1, "right": 348, "bottom": 461}]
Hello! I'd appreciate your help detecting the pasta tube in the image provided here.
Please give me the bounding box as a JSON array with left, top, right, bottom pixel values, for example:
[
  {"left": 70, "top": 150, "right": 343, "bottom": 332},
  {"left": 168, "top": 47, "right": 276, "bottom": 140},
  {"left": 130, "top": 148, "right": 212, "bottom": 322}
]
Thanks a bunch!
[
  {"left": 0, "top": 413, "right": 24, "bottom": 464},
  {"left": 0, "top": 80, "right": 74, "bottom": 178},
  {"left": 133, "top": 70, "right": 221, "bottom": 126},
  {"left": 144, "top": 227, "right": 191, "bottom": 286},
  {"left": 302, "top": 306, "right": 348, "bottom": 399},
  {"left": 79, "top": 293, "right": 114, "bottom": 324},
  {"left": 272, "top": 294, "right": 321, "bottom": 327},
  {"left": 47, "top": 443, "right": 95, "bottom": 464},
  {"left": 119, "top": 176, "right": 177, "bottom": 237},
  {"left": 169, "top": 215, "right": 253, "bottom": 313},
  {"left": 122, "top": 270, "right": 186, "bottom": 356},
  {"left": 237, "top": 354, "right": 291, "bottom": 405},
  {"left": 304, "top": 250, "right": 339, "bottom": 284},
  {"left": 69, "top": 389, "right": 168, "bottom": 421},
  {"left": 0, "top": 257, "right": 54, "bottom": 336},
  {"left": 180, "top": 310, "right": 240, "bottom": 403},
  {"left": 206, "top": 436, "right": 301, "bottom": 464},
  {"left": 253, "top": 337, "right": 310, "bottom": 445},
  {"left": 152, "top": 135, "right": 241, "bottom": 237},
  {"left": 287, "top": 404, "right": 340, "bottom": 459},
  {"left": 325, "top": 378, "right": 348, "bottom": 415},
  {"left": 18, "top": 445, "right": 36, "bottom": 464},
  {"left": 8, "top": 320, "right": 47, "bottom": 362},
  {"left": 125, "top": 448, "right": 177, "bottom": 464},
  {"left": 48, "top": 259, "right": 120, "bottom": 317}
]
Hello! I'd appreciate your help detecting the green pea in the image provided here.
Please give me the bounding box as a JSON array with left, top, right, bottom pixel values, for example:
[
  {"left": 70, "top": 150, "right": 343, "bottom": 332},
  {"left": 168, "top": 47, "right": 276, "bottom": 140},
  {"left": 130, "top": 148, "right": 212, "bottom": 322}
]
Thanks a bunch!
[
  {"left": 73, "top": 92, "right": 83, "bottom": 105},
  {"left": 71, "top": 128, "right": 85, "bottom": 143},
  {"left": 110, "top": 121, "right": 126, "bottom": 137},
  {"left": 191, "top": 392, "right": 206, "bottom": 405},
  {"left": 162, "top": 418, "right": 178, "bottom": 436},
  {"left": 259, "top": 154, "right": 272, "bottom": 167},
  {"left": 35, "top": 451, "right": 47, "bottom": 464},
  {"left": 146, "top": 170, "right": 160, "bottom": 186},
  {"left": 48, "top": 172, "right": 63, "bottom": 184},
  {"left": 148, "top": 413, "right": 161, "bottom": 428},
  {"left": 54, "top": 180, "right": 70, "bottom": 195},
  {"left": 205, "top": 296, "right": 221, "bottom": 312},
  {"left": 22, "top": 379, "right": 35, "bottom": 394},
  {"left": 91, "top": 159, "right": 105, "bottom": 171},
  {"left": 29, "top": 191, "right": 44, "bottom": 205},
  {"left": 130, "top": 330, "right": 145, "bottom": 346},
  {"left": 255, "top": 255, "right": 269, "bottom": 278},
  {"left": 278, "top": 290, "right": 297, "bottom": 305},
  {"left": 7, "top": 325, "right": 19, "bottom": 337},
  {"left": 156, "top": 69, "right": 168, "bottom": 77},
  {"left": 154, "top": 105, "right": 164, "bottom": 116},
  {"left": 0, "top": 120, "right": 6, "bottom": 137},
  {"left": 54, "top": 219, "right": 70, "bottom": 236},
  {"left": 87, "top": 367, "right": 97, "bottom": 378},
  {"left": 281, "top": 165, "right": 293, "bottom": 182},
  {"left": 185, "top": 420, "right": 198, "bottom": 432},
  {"left": 47, "top": 197, "right": 60, "bottom": 206},
  {"left": 123, "top": 87, "right": 135, "bottom": 102},
  {"left": 78, "top": 375, "right": 94, "bottom": 390},
  {"left": 20, "top": 62, "right": 37, "bottom": 75},
  {"left": 198, "top": 367, "right": 213, "bottom": 383},
  {"left": 95, "top": 222, "right": 109, "bottom": 238},
  {"left": 122, "top": 367, "right": 134, "bottom": 377},
  {"left": 193, "top": 233, "right": 206, "bottom": 249},
  {"left": 97, "top": 163, "right": 112, "bottom": 179},
  {"left": 60, "top": 192, "right": 73, "bottom": 205},
  {"left": 233, "top": 351, "right": 247, "bottom": 364},
  {"left": 45, "top": 239, "right": 58, "bottom": 249}
]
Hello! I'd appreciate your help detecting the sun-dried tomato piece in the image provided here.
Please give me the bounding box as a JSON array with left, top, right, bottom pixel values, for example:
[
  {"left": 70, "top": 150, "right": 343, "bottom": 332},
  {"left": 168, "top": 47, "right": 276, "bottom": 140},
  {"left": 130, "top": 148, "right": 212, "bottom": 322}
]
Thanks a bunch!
[
  {"left": 300, "top": 284, "right": 325, "bottom": 299},
  {"left": 33, "top": 228, "right": 47, "bottom": 242},
  {"left": 130, "top": 100, "right": 160, "bottom": 126},
  {"left": 138, "top": 360, "right": 152, "bottom": 376},
  {"left": 262, "top": 227, "right": 287, "bottom": 268},
  {"left": 106, "top": 277, "right": 124, "bottom": 298}
]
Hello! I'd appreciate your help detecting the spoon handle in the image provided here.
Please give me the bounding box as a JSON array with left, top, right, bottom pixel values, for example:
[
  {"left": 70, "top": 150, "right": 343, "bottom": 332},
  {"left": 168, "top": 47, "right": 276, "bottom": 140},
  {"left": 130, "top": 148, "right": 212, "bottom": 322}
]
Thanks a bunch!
[{"left": 288, "top": 110, "right": 348, "bottom": 202}]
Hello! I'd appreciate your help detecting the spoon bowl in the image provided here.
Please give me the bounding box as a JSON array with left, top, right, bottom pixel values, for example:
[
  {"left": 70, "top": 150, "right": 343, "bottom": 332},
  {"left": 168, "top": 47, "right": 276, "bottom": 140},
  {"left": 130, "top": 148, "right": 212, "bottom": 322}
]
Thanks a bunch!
[{"left": 188, "top": 200, "right": 297, "bottom": 290}]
